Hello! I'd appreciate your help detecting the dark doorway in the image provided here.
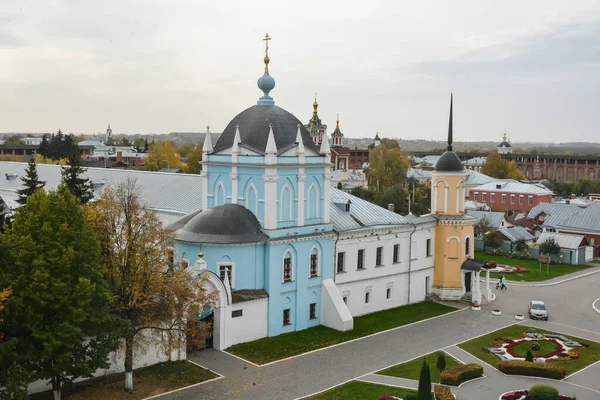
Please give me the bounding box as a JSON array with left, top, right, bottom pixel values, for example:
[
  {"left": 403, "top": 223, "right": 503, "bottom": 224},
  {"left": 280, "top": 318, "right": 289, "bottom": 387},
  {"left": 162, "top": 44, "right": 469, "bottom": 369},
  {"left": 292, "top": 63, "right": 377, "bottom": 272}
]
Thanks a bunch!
[
  {"left": 188, "top": 310, "right": 214, "bottom": 352},
  {"left": 465, "top": 272, "right": 472, "bottom": 293},
  {"left": 425, "top": 276, "right": 430, "bottom": 294}
]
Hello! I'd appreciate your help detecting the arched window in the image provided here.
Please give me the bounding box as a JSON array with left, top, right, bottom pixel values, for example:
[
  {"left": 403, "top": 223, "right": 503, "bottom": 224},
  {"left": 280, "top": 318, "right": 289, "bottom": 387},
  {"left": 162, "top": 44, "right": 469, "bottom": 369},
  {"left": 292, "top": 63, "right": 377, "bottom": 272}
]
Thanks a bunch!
[
  {"left": 465, "top": 237, "right": 471, "bottom": 257},
  {"left": 283, "top": 251, "right": 294, "bottom": 283},
  {"left": 246, "top": 184, "right": 258, "bottom": 216},
  {"left": 215, "top": 182, "right": 226, "bottom": 206},
  {"left": 307, "top": 184, "right": 319, "bottom": 219},
  {"left": 310, "top": 247, "right": 319, "bottom": 278},
  {"left": 280, "top": 185, "right": 293, "bottom": 221}
]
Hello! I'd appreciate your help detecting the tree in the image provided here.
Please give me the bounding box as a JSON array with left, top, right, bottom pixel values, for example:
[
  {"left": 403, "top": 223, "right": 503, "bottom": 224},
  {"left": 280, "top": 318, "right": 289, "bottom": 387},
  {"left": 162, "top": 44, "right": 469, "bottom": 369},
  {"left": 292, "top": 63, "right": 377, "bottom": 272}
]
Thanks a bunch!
[
  {"left": 336, "top": 182, "right": 343, "bottom": 189},
  {"left": 349, "top": 187, "right": 376, "bottom": 202},
  {"left": 474, "top": 217, "right": 494, "bottom": 238},
  {"left": 436, "top": 353, "right": 446, "bottom": 373},
  {"left": 508, "top": 160, "right": 527, "bottom": 180},
  {"left": 482, "top": 151, "right": 509, "bottom": 179},
  {"left": 539, "top": 237, "right": 561, "bottom": 257},
  {"left": 417, "top": 358, "right": 432, "bottom": 400},
  {"left": 16, "top": 158, "right": 46, "bottom": 205},
  {"left": 0, "top": 287, "right": 10, "bottom": 341},
  {"left": 144, "top": 141, "right": 182, "bottom": 171},
  {"left": 183, "top": 144, "right": 203, "bottom": 174},
  {"left": 61, "top": 153, "right": 94, "bottom": 204},
  {"left": 38, "top": 130, "right": 79, "bottom": 161},
  {"left": 88, "top": 179, "right": 212, "bottom": 392},
  {"left": 1, "top": 185, "right": 123, "bottom": 399},
  {"left": 366, "top": 144, "right": 409, "bottom": 191},
  {"left": 526, "top": 350, "right": 534, "bottom": 362},
  {"left": 514, "top": 238, "right": 528, "bottom": 254},
  {"left": 483, "top": 231, "right": 503, "bottom": 251},
  {"left": 380, "top": 138, "right": 400, "bottom": 149}
]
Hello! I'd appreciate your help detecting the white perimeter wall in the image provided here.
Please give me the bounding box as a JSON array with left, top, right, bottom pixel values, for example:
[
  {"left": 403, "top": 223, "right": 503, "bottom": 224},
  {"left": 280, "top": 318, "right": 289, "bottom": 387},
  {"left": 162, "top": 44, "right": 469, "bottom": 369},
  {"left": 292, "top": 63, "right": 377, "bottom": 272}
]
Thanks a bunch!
[
  {"left": 27, "top": 330, "right": 185, "bottom": 394},
  {"left": 223, "top": 298, "right": 268, "bottom": 349}
]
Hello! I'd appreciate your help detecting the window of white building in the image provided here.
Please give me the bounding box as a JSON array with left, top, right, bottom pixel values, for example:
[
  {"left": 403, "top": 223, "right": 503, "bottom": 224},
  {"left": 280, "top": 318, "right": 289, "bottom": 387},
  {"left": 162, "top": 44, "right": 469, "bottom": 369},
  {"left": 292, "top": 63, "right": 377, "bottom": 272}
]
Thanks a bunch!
[
  {"left": 357, "top": 249, "right": 365, "bottom": 270},
  {"left": 364, "top": 291, "right": 371, "bottom": 305},
  {"left": 426, "top": 239, "right": 432, "bottom": 257},
  {"left": 386, "top": 288, "right": 392, "bottom": 300},
  {"left": 376, "top": 247, "right": 383, "bottom": 266},
  {"left": 337, "top": 252, "right": 345, "bottom": 273},
  {"left": 393, "top": 244, "right": 399, "bottom": 263}
]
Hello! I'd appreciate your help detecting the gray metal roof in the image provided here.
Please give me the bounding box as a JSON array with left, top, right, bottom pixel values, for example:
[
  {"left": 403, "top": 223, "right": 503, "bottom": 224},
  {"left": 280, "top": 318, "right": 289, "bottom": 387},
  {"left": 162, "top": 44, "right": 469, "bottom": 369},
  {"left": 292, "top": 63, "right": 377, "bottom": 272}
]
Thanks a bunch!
[
  {"left": 231, "top": 289, "right": 269, "bottom": 304},
  {"left": 527, "top": 203, "right": 582, "bottom": 227},
  {"left": 213, "top": 105, "right": 319, "bottom": 154},
  {"left": 464, "top": 170, "right": 496, "bottom": 186},
  {"left": 538, "top": 231, "right": 587, "bottom": 250},
  {"left": 462, "top": 259, "right": 487, "bottom": 271},
  {"left": 435, "top": 151, "right": 464, "bottom": 172},
  {"left": 329, "top": 187, "right": 409, "bottom": 231},
  {"left": 472, "top": 181, "right": 553, "bottom": 195},
  {"left": 466, "top": 210, "right": 505, "bottom": 229},
  {"left": 553, "top": 203, "right": 600, "bottom": 233},
  {"left": 0, "top": 161, "right": 202, "bottom": 220},
  {"left": 498, "top": 226, "right": 534, "bottom": 242}
]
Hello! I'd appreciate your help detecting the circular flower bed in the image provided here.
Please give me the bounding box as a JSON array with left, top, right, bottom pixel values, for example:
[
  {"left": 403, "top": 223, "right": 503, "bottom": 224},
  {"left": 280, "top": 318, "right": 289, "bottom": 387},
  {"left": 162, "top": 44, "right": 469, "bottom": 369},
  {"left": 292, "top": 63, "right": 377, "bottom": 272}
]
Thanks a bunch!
[
  {"left": 487, "top": 263, "right": 528, "bottom": 273},
  {"left": 500, "top": 389, "right": 574, "bottom": 399},
  {"left": 515, "top": 314, "right": 524, "bottom": 320},
  {"left": 489, "top": 331, "right": 588, "bottom": 363}
]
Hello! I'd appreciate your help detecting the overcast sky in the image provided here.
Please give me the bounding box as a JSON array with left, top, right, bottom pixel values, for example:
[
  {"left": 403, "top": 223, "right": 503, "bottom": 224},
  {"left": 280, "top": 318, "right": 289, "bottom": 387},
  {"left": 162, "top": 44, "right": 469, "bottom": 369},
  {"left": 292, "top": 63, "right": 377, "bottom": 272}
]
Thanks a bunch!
[{"left": 2, "top": 1, "right": 600, "bottom": 143}]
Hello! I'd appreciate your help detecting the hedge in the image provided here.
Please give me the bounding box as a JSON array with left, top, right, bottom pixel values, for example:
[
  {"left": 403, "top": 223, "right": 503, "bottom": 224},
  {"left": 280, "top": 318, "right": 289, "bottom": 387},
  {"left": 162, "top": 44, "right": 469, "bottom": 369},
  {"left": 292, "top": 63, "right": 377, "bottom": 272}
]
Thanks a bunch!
[
  {"left": 439, "top": 363, "right": 483, "bottom": 386},
  {"left": 529, "top": 384, "right": 559, "bottom": 400},
  {"left": 433, "top": 384, "right": 454, "bottom": 400},
  {"left": 497, "top": 361, "right": 566, "bottom": 379}
]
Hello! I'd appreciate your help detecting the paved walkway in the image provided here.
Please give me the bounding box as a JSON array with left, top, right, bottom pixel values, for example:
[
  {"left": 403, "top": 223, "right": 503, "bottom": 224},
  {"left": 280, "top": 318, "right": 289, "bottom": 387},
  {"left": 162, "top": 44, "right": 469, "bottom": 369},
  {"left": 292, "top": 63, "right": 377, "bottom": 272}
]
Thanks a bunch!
[
  {"left": 498, "top": 264, "right": 600, "bottom": 286},
  {"left": 162, "top": 309, "right": 516, "bottom": 400}
]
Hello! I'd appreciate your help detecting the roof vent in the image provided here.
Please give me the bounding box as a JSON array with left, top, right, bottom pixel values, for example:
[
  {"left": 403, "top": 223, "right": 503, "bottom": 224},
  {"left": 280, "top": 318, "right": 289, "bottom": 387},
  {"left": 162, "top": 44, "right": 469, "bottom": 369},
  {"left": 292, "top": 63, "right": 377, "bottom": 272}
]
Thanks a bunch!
[
  {"left": 5, "top": 173, "right": 18, "bottom": 180},
  {"left": 388, "top": 203, "right": 395, "bottom": 212},
  {"left": 496, "top": 184, "right": 502, "bottom": 189}
]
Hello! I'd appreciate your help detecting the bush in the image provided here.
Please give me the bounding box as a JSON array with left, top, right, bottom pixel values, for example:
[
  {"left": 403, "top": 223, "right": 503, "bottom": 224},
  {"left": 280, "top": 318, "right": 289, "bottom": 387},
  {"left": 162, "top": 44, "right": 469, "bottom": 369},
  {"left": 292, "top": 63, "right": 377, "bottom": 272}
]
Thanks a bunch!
[
  {"left": 518, "top": 252, "right": 532, "bottom": 260},
  {"left": 509, "top": 251, "right": 519, "bottom": 259},
  {"left": 436, "top": 354, "right": 446, "bottom": 373},
  {"left": 498, "top": 361, "right": 566, "bottom": 379},
  {"left": 494, "top": 248, "right": 503, "bottom": 255},
  {"left": 529, "top": 384, "right": 559, "bottom": 400},
  {"left": 439, "top": 363, "right": 483, "bottom": 386},
  {"left": 526, "top": 350, "right": 534, "bottom": 362},
  {"left": 433, "top": 385, "right": 454, "bottom": 400}
]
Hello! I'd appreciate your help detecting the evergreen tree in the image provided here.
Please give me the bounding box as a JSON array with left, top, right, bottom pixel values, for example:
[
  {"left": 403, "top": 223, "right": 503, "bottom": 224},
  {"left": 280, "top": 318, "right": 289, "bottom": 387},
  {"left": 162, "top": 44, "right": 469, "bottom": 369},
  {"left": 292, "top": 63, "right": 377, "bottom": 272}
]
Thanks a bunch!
[
  {"left": 436, "top": 353, "right": 446, "bottom": 373},
  {"left": 144, "top": 137, "right": 149, "bottom": 152},
  {"left": 417, "top": 358, "right": 432, "bottom": 400},
  {"left": 38, "top": 134, "right": 51, "bottom": 157},
  {"left": 1, "top": 185, "right": 124, "bottom": 399},
  {"left": 16, "top": 158, "right": 46, "bottom": 205},
  {"left": 526, "top": 350, "right": 534, "bottom": 362},
  {"left": 61, "top": 153, "right": 94, "bottom": 204}
]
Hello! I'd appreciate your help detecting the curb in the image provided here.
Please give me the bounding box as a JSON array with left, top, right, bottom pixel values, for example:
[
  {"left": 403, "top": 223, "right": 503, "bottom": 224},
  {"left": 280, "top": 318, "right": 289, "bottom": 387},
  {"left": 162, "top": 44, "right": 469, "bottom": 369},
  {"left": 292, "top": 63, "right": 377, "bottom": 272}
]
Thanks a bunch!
[{"left": 479, "top": 268, "right": 600, "bottom": 287}]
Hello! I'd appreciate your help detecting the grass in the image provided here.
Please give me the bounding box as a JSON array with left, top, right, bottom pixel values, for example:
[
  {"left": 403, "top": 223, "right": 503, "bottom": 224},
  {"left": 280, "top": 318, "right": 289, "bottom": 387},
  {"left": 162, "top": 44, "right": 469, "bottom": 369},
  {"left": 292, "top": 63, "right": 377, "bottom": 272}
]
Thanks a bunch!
[
  {"left": 512, "top": 340, "right": 559, "bottom": 357},
  {"left": 458, "top": 325, "right": 600, "bottom": 376},
  {"left": 377, "top": 351, "right": 461, "bottom": 383},
  {"left": 29, "top": 361, "right": 218, "bottom": 400},
  {"left": 591, "top": 260, "right": 600, "bottom": 265},
  {"left": 304, "top": 380, "right": 419, "bottom": 400},
  {"left": 227, "top": 301, "right": 455, "bottom": 365},
  {"left": 475, "top": 251, "right": 591, "bottom": 282}
]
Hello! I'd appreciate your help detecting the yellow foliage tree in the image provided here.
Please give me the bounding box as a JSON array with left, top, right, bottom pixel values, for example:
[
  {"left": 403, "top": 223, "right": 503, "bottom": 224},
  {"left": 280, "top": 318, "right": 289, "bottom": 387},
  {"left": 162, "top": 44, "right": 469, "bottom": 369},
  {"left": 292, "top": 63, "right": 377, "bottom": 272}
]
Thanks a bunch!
[
  {"left": 0, "top": 287, "right": 11, "bottom": 341},
  {"left": 88, "top": 179, "right": 213, "bottom": 392},
  {"left": 144, "top": 141, "right": 182, "bottom": 171},
  {"left": 366, "top": 144, "right": 409, "bottom": 192},
  {"left": 482, "top": 151, "right": 510, "bottom": 179},
  {"left": 183, "top": 144, "right": 203, "bottom": 174},
  {"left": 508, "top": 160, "right": 527, "bottom": 180}
]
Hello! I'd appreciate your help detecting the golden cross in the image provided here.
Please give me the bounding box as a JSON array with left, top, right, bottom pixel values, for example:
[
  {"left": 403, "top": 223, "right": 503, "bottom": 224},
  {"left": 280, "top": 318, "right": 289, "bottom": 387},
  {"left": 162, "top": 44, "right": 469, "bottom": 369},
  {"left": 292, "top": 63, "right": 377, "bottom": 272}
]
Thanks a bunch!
[{"left": 263, "top": 33, "right": 271, "bottom": 57}]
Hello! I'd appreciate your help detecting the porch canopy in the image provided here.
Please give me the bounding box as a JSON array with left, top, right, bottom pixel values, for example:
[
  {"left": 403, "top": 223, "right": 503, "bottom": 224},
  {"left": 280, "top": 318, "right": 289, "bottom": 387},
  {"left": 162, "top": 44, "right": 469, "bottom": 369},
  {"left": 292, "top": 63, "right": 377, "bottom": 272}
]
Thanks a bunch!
[{"left": 461, "top": 259, "right": 488, "bottom": 272}]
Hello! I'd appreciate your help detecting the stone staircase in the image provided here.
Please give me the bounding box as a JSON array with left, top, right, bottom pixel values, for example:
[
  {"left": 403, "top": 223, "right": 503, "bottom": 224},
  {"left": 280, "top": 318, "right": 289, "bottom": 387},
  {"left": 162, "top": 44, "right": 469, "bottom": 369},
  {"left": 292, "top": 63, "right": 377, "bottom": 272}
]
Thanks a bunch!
[
  {"left": 425, "top": 293, "right": 441, "bottom": 302},
  {"left": 459, "top": 292, "right": 473, "bottom": 305}
]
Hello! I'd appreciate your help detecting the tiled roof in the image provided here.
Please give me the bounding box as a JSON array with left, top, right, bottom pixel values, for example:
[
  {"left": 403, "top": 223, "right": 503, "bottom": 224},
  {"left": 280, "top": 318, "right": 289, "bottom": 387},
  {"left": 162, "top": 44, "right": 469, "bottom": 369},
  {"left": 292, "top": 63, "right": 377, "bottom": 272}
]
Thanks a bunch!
[
  {"left": 498, "top": 226, "right": 534, "bottom": 242},
  {"left": 0, "top": 162, "right": 202, "bottom": 220},
  {"left": 538, "top": 231, "right": 587, "bottom": 250},
  {"left": 472, "top": 181, "right": 553, "bottom": 195}
]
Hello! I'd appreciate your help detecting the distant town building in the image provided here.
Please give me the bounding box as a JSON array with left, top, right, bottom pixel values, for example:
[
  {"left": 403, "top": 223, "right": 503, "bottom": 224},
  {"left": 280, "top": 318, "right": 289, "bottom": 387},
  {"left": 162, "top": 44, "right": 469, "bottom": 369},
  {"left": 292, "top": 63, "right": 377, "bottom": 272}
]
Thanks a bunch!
[{"left": 470, "top": 181, "right": 553, "bottom": 213}]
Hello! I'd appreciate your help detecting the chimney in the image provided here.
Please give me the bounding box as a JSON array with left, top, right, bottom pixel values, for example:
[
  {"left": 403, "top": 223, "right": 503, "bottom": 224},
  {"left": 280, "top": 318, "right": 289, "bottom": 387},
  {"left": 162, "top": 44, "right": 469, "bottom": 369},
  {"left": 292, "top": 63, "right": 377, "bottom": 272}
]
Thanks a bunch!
[
  {"left": 388, "top": 203, "right": 395, "bottom": 212},
  {"left": 116, "top": 151, "right": 123, "bottom": 163},
  {"left": 565, "top": 199, "right": 570, "bottom": 205}
]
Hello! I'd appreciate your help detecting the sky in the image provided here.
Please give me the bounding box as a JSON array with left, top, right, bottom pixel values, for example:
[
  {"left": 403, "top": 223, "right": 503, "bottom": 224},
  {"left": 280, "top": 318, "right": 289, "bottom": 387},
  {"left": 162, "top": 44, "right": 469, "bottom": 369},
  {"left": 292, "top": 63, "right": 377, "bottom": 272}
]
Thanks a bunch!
[{"left": 2, "top": 0, "right": 600, "bottom": 143}]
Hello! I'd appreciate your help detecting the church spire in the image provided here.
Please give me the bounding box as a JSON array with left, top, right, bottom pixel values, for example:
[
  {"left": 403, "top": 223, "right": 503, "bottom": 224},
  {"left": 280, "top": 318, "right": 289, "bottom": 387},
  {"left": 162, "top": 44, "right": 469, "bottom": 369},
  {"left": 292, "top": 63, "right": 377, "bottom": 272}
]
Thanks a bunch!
[
  {"left": 313, "top": 92, "right": 318, "bottom": 115},
  {"left": 203, "top": 126, "right": 213, "bottom": 153},
  {"left": 447, "top": 93, "right": 453, "bottom": 152},
  {"left": 257, "top": 34, "right": 276, "bottom": 106}
]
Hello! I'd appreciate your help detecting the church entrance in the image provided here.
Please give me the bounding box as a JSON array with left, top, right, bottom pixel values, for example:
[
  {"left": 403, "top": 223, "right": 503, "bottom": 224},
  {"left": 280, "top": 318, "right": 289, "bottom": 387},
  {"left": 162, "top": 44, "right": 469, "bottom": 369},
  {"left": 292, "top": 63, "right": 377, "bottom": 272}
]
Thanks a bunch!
[
  {"left": 464, "top": 272, "right": 472, "bottom": 293},
  {"left": 188, "top": 307, "right": 214, "bottom": 352}
]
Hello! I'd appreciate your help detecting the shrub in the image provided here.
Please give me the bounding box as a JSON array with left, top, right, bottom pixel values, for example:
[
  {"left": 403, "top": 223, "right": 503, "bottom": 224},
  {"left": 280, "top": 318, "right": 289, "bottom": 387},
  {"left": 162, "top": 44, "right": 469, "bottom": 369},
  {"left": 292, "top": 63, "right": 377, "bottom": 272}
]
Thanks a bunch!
[
  {"left": 439, "top": 363, "right": 483, "bottom": 386},
  {"left": 436, "top": 353, "right": 446, "bottom": 373},
  {"left": 529, "top": 384, "right": 559, "bottom": 400},
  {"left": 498, "top": 361, "right": 566, "bottom": 379},
  {"left": 526, "top": 350, "right": 534, "bottom": 362},
  {"left": 509, "top": 251, "right": 519, "bottom": 259},
  {"left": 494, "top": 248, "right": 503, "bottom": 255},
  {"left": 433, "top": 385, "right": 454, "bottom": 400},
  {"left": 518, "top": 252, "right": 532, "bottom": 260}
]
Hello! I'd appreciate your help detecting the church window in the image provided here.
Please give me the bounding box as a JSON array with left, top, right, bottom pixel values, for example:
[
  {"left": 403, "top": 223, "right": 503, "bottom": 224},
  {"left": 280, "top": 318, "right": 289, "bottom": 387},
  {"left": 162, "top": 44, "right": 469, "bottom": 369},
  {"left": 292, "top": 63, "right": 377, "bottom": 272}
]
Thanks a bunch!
[
  {"left": 309, "top": 303, "right": 317, "bottom": 320},
  {"left": 246, "top": 184, "right": 258, "bottom": 216},
  {"left": 283, "top": 252, "right": 293, "bottom": 282},
  {"left": 376, "top": 247, "right": 383, "bottom": 266},
  {"left": 167, "top": 248, "right": 175, "bottom": 266},
  {"left": 283, "top": 309, "right": 291, "bottom": 326},
  {"left": 386, "top": 288, "right": 392, "bottom": 300},
  {"left": 215, "top": 182, "right": 226, "bottom": 206},
  {"left": 219, "top": 265, "right": 233, "bottom": 288},
  {"left": 393, "top": 245, "right": 399, "bottom": 263},
  {"left": 307, "top": 184, "right": 319, "bottom": 218},
  {"left": 310, "top": 248, "right": 319, "bottom": 278},
  {"left": 465, "top": 237, "right": 471, "bottom": 256},
  {"left": 337, "top": 252, "right": 345, "bottom": 273},
  {"left": 357, "top": 249, "right": 365, "bottom": 270},
  {"left": 426, "top": 239, "right": 432, "bottom": 257},
  {"left": 280, "top": 185, "right": 293, "bottom": 221}
]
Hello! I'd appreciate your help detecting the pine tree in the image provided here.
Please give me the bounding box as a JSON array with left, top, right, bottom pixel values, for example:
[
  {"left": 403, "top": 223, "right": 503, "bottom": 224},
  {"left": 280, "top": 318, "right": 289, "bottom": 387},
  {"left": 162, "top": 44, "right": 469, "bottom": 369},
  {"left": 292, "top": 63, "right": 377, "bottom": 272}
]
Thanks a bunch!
[
  {"left": 17, "top": 158, "right": 46, "bottom": 205},
  {"left": 436, "top": 353, "right": 446, "bottom": 373},
  {"left": 417, "top": 358, "right": 432, "bottom": 400},
  {"left": 61, "top": 153, "right": 94, "bottom": 204},
  {"left": 526, "top": 350, "right": 534, "bottom": 362},
  {"left": 38, "top": 134, "right": 51, "bottom": 157}
]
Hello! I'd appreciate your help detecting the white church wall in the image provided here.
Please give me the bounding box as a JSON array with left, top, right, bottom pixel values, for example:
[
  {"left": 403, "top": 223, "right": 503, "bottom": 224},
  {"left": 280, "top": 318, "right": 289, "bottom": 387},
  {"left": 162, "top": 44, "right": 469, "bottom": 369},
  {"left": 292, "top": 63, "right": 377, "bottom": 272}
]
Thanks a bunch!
[
  {"left": 223, "top": 298, "right": 268, "bottom": 349},
  {"left": 27, "top": 330, "right": 185, "bottom": 395}
]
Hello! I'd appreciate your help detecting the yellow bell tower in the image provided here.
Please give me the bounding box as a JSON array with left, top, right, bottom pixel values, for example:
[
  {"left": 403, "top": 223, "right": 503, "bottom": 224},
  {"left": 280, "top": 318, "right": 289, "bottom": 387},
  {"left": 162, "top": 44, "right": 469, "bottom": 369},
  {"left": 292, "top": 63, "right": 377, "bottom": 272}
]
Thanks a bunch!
[{"left": 431, "top": 94, "right": 477, "bottom": 301}]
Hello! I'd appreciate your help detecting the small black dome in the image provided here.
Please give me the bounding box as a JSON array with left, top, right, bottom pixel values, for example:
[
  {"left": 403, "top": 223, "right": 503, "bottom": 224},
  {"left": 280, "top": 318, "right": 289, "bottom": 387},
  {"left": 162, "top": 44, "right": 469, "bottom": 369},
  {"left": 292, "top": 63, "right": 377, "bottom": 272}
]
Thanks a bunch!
[
  {"left": 498, "top": 141, "right": 512, "bottom": 148},
  {"left": 435, "top": 151, "right": 464, "bottom": 172},
  {"left": 175, "top": 204, "right": 268, "bottom": 245},
  {"left": 212, "top": 105, "right": 319, "bottom": 154}
]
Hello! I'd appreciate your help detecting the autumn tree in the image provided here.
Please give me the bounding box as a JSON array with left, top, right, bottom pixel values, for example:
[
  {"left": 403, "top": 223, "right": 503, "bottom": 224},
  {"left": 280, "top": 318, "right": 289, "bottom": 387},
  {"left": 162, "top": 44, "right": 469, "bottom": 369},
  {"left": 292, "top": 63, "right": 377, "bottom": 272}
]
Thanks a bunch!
[
  {"left": 482, "top": 151, "right": 509, "bottom": 179},
  {"left": 474, "top": 217, "right": 494, "bottom": 238},
  {"left": 61, "top": 153, "right": 94, "bottom": 204},
  {"left": 16, "top": 158, "right": 46, "bottom": 205},
  {"left": 183, "top": 144, "right": 203, "bottom": 174},
  {"left": 88, "top": 179, "right": 212, "bottom": 392},
  {"left": 366, "top": 143, "right": 410, "bottom": 191},
  {"left": 144, "top": 141, "right": 182, "bottom": 171},
  {"left": 507, "top": 160, "right": 526, "bottom": 180},
  {"left": 0, "top": 185, "right": 123, "bottom": 399}
]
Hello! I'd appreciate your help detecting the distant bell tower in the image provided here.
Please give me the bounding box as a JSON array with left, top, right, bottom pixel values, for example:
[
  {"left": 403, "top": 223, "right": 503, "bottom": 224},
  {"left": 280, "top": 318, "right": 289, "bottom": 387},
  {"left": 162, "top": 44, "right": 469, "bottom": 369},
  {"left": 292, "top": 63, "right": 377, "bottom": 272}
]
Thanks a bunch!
[
  {"left": 331, "top": 114, "right": 344, "bottom": 148},
  {"left": 305, "top": 93, "right": 327, "bottom": 147},
  {"left": 105, "top": 123, "right": 113, "bottom": 144}
]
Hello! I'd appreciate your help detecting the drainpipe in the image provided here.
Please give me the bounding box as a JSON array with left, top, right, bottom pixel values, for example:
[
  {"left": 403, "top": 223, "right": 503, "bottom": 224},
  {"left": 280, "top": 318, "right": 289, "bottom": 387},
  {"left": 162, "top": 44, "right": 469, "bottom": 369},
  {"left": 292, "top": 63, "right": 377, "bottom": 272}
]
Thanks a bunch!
[
  {"left": 407, "top": 222, "right": 418, "bottom": 304},
  {"left": 333, "top": 231, "right": 341, "bottom": 283}
]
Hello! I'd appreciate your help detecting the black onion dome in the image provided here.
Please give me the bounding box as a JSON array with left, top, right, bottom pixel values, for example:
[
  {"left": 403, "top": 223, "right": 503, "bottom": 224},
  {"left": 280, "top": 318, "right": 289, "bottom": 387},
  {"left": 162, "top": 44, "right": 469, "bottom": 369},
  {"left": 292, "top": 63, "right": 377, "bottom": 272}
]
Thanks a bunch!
[
  {"left": 435, "top": 151, "right": 464, "bottom": 172},
  {"left": 213, "top": 105, "right": 319, "bottom": 154},
  {"left": 175, "top": 204, "right": 268, "bottom": 245},
  {"left": 498, "top": 140, "right": 512, "bottom": 148}
]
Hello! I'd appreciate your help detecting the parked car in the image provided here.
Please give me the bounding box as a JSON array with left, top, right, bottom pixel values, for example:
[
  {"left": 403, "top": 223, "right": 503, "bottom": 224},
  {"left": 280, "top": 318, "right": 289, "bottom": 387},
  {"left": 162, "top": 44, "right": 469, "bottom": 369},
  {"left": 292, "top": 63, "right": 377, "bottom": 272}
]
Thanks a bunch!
[{"left": 528, "top": 300, "right": 548, "bottom": 321}]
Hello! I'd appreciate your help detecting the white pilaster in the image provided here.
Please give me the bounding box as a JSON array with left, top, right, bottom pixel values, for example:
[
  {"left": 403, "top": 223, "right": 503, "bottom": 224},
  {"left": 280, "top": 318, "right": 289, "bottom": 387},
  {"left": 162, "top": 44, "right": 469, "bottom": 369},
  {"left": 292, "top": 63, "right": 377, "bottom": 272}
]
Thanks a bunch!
[
  {"left": 433, "top": 185, "right": 438, "bottom": 213},
  {"left": 297, "top": 170, "right": 306, "bottom": 226},
  {"left": 472, "top": 271, "right": 482, "bottom": 305},
  {"left": 230, "top": 169, "right": 238, "bottom": 204},
  {"left": 201, "top": 162, "right": 209, "bottom": 210},
  {"left": 263, "top": 167, "right": 279, "bottom": 229},
  {"left": 444, "top": 186, "right": 449, "bottom": 213}
]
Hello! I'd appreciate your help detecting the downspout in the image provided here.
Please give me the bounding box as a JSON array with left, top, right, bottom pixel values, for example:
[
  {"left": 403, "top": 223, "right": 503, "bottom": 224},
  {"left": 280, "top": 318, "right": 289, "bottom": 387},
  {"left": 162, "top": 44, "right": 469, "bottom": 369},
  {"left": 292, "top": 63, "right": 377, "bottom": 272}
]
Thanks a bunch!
[
  {"left": 333, "top": 231, "right": 341, "bottom": 283},
  {"left": 407, "top": 222, "right": 418, "bottom": 304}
]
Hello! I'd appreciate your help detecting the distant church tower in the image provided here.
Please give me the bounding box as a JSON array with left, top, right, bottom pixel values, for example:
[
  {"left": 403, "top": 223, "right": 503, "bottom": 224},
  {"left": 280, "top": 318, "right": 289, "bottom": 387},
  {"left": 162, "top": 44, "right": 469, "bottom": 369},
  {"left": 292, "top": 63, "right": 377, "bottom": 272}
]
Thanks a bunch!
[
  {"left": 331, "top": 114, "right": 343, "bottom": 148},
  {"left": 431, "top": 94, "right": 477, "bottom": 301},
  {"left": 497, "top": 131, "right": 512, "bottom": 155},
  {"left": 105, "top": 123, "right": 113, "bottom": 144},
  {"left": 305, "top": 94, "right": 327, "bottom": 147}
]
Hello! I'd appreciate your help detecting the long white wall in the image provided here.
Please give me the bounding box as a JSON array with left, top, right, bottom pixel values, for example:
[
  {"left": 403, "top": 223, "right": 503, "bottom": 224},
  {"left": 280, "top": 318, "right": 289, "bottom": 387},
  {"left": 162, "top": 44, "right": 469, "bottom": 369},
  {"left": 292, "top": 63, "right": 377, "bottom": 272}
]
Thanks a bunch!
[{"left": 222, "top": 298, "right": 268, "bottom": 349}]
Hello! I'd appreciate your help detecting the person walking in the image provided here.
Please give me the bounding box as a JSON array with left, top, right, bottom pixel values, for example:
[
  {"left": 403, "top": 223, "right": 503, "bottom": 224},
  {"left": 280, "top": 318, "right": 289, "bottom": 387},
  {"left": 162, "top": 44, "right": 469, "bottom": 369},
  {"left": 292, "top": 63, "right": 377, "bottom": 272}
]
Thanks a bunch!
[{"left": 500, "top": 274, "right": 507, "bottom": 290}]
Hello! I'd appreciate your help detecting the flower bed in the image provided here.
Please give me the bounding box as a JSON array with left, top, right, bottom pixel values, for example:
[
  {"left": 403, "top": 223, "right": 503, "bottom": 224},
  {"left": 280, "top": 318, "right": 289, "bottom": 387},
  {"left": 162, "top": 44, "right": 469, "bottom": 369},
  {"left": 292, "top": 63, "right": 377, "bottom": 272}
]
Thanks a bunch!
[
  {"left": 487, "top": 263, "right": 529, "bottom": 273},
  {"left": 500, "top": 389, "right": 573, "bottom": 399},
  {"left": 488, "top": 332, "right": 587, "bottom": 364}
]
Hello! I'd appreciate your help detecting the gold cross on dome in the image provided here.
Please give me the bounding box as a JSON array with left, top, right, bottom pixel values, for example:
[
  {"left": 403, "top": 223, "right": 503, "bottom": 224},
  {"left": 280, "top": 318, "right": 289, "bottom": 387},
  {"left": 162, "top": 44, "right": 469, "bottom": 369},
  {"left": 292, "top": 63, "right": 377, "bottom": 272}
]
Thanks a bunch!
[{"left": 263, "top": 34, "right": 271, "bottom": 57}]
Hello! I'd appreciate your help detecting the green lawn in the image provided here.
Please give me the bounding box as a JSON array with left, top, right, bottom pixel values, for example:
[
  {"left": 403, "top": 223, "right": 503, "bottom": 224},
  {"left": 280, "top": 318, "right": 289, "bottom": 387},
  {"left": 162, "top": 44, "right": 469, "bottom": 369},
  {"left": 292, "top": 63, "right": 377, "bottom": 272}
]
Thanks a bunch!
[
  {"left": 377, "top": 351, "right": 461, "bottom": 383},
  {"left": 29, "top": 361, "right": 218, "bottom": 400},
  {"left": 227, "top": 302, "right": 455, "bottom": 365},
  {"left": 458, "top": 325, "right": 600, "bottom": 376},
  {"left": 512, "top": 340, "right": 558, "bottom": 357},
  {"left": 304, "top": 380, "right": 419, "bottom": 400},
  {"left": 475, "top": 252, "right": 591, "bottom": 282}
]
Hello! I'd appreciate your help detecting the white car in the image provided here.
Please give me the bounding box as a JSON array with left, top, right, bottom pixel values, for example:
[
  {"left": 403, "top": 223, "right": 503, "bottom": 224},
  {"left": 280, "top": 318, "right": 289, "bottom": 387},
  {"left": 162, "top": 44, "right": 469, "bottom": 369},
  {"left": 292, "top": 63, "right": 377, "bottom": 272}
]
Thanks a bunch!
[{"left": 528, "top": 300, "right": 548, "bottom": 321}]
